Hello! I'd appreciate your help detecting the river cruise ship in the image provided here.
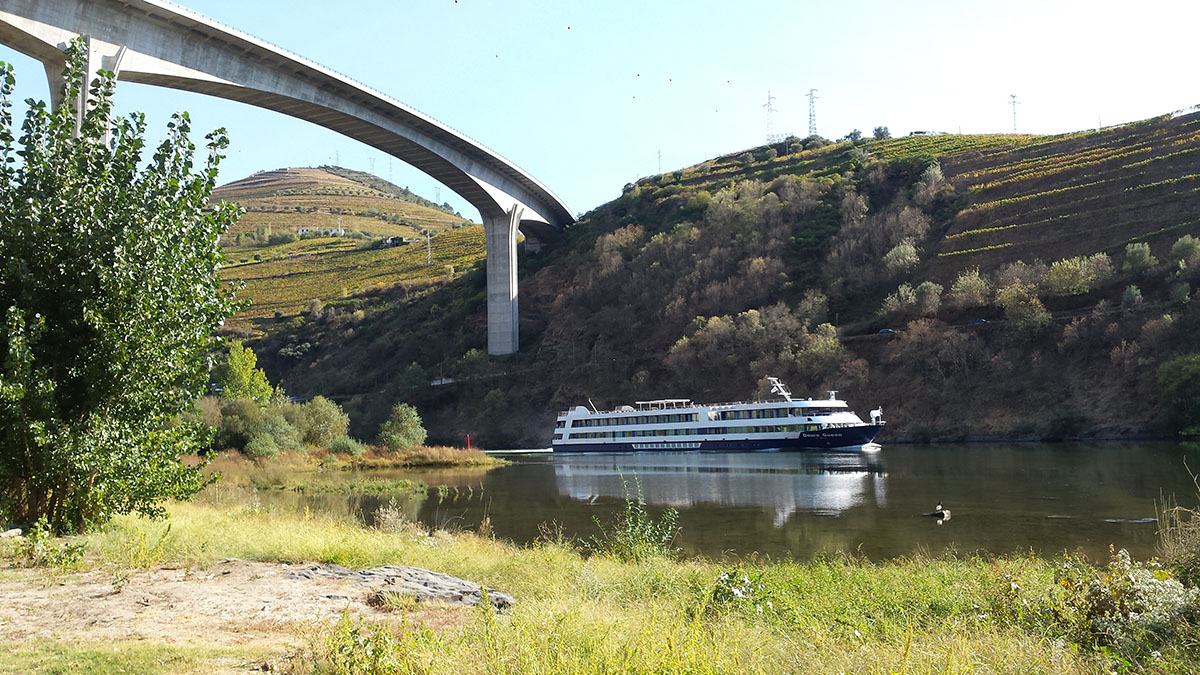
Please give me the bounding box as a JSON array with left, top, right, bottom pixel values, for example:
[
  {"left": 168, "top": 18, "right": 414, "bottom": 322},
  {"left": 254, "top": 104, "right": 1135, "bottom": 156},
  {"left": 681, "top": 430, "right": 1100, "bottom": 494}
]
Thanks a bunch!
[{"left": 552, "top": 378, "right": 884, "bottom": 453}]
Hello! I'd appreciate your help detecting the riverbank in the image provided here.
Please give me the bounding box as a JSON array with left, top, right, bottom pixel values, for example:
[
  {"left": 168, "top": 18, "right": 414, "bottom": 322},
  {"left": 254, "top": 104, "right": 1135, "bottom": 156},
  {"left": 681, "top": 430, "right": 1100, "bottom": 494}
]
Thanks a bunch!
[{"left": 3, "top": 495, "right": 1197, "bottom": 673}]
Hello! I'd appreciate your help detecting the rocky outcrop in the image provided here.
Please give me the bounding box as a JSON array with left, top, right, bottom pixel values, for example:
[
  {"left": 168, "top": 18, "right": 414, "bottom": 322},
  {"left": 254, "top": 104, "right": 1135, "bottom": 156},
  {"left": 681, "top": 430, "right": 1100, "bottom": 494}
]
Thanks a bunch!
[
  {"left": 284, "top": 564, "right": 514, "bottom": 610},
  {"left": 0, "top": 528, "right": 21, "bottom": 539}
]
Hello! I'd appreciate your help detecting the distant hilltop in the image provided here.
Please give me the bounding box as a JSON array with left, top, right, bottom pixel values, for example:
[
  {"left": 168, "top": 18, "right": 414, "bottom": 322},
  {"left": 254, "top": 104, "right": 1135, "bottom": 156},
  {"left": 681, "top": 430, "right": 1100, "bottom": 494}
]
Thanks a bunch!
[{"left": 213, "top": 166, "right": 471, "bottom": 244}]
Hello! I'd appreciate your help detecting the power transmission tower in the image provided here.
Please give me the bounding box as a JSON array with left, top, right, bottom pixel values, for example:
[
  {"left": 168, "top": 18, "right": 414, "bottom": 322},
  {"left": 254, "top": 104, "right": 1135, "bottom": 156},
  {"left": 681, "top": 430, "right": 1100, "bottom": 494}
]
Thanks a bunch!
[
  {"left": 434, "top": 186, "right": 441, "bottom": 204},
  {"left": 807, "top": 89, "right": 818, "bottom": 137},
  {"left": 1010, "top": 94, "right": 1020, "bottom": 133},
  {"left": 368, "top": 157, "right": 375, "bottom": 174},
  {"left": 657, "top": 149, "right": 662, "bottom": 174},
  {"left": 426, "top": 231, "right": 432, "bottom": 266},
  {"left": 763, "top": 90, "right": 785, "bottom": 143}
]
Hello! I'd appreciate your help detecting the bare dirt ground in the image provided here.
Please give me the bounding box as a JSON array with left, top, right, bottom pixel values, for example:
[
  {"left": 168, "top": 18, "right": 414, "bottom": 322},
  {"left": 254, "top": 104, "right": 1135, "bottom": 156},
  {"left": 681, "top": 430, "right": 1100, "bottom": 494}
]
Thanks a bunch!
[{"left": 0, "top": 558, "right": 470, "bottom": 668}]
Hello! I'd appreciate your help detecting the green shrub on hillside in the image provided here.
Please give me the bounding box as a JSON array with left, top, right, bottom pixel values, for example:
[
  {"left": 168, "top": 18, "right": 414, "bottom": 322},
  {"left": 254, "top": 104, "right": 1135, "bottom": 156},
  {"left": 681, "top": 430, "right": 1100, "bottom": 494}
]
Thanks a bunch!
[
  {"left": 997, "top": 280, "right": 1052, "bottom": 333},
  {"left": 882, "top": 238, "right": 920, "bottom": 277},
  {"left": 1045, "top": 254, "right": 1112, "bottom": 296},
  {"left": 1171, "top": 234, "right": 1200, "bottom": 265},
  {"left": 1123, "top": 242, "right": 1158, "bottom": 275},
  {"left": 1157, "top": 354, "right": 1200, "bottom": 435},
  {"left": 914, "top": 281, "right": 943, "bottom": 316},
  {"left": 949, "top": 267, "right": 992, "bottom": 307},
  {"left": 1122, "top": 285, "right": 1144, "bottom": 307}
]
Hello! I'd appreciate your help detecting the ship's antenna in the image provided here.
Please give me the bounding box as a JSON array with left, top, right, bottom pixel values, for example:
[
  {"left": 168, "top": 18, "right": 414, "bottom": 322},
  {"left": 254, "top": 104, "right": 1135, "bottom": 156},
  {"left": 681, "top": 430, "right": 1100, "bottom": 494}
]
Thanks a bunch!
[
  {"left": 587, "top": 398, "right": 599, "bottom": 414},
  {"left": 767, "top": 376, "right": 793, "bottom": 402}
]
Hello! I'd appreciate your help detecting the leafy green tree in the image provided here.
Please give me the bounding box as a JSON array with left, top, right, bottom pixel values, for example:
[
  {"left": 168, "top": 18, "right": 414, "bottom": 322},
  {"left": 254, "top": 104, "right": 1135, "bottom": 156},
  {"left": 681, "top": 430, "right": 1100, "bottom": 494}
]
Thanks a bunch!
[
  {"left": 882, "top": 239, "right": 920, "bottom": 276},
  {"left": 949, "top": 267, "right": 991, "bottom": 307},
  {"left": 298, "top": 395, "right": 349, "bottom": 447},
  {"left": 377, "top": 402, "right": 427, "bottom": 451},
  {"left": 1157, "top": 354, "right": 1200, "bottom": 435},
  {"left": 0, "top": 41, "right": 240, "bottom": 531},
  {"left": 873, "top": 126, "right": 891, "bottom": 140},
  {"left": 1123, "top": 242, "right": 1158, "bottom": 275},
  {"left": 1171, "top": 235, "right": 1200, "bottom": 265},
  {"left": 996, "top": 280, "right": 1052, "bottom": 333},
  {"left": 216, "top": 341, "right": 272, "bottom": 404}
]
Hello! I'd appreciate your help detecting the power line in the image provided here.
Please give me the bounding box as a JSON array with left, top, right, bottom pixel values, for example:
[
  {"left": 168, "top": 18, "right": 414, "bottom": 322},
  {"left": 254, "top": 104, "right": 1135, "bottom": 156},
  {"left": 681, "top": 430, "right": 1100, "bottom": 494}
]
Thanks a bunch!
[{"left": 807, "top": 88, "right": 818, "bottom": 137}]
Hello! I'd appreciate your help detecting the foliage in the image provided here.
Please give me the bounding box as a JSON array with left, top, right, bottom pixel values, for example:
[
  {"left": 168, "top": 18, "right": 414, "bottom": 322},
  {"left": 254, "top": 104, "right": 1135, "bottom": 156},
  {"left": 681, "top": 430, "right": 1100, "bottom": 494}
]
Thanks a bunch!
[
  {"left": 586, "top": 475, "right": 680, "bottom": 562},
  {"left": 1122, "top": 284, "right": 1143, "bottom": 307},
  {"left": 949, "top": 267, "right": 992, "bottom": 307},
  {"left": 1157, "top": 354, "right": 1200, "bottom": 435},
  {"left": 882, "top": 238, "right": 920, "bottom": 276},
  {"left": 913, "top": 280, "right": 943, "bottom": 316},
  {"left": 997, "top": 548, "right": 1199, "bottom": 667},
  {"left": 996, "top": 280, "right": 1052, "bottom": 333},
  {"left": 328, "top": 435, "right": 366, "bottom": 457},
  {"left": 296, "top": 395, "right": 350, "bottom": 447},
  {"left": 1171, "top": 234, "right": 1200, "bottom": 264},
  {"left": 214, "top": 398, "right": 301, "bottom": 457},
  {"left": 5, "top": 516, "right": 86, "bottom": 568},
  {"left": 1123, "top": 242, "right": 1158, "bottom": 275},
  {"left": 216, "top": 340, "right": 272, "bottom": 404},
  {"left": 1044, "top": 253, "right": 1112, "bottom": 296},
  {"left": 1158, "top": 474, "right": 1200, "bottom": 587},
  {"left": 872, "top": 126, "right": 891, "bottom": 140},
  {"left": 377, "top": 402, "right": 427, "bottom": 450},
  {"left": 0, "top": 41, "right": 237, "bottom": 531}
]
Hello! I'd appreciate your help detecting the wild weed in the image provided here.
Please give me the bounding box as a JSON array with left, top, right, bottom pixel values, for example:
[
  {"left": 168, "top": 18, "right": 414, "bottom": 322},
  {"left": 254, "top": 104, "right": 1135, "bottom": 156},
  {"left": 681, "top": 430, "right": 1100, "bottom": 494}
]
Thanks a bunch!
[{"left": 585, "top": 474, "right": 680, "bottom": 563}]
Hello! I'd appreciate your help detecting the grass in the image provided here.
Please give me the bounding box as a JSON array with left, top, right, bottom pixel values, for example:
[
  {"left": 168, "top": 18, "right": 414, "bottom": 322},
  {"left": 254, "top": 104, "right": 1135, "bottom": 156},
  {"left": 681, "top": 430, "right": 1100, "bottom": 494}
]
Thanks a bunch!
[
  {"left": 0, "top": 639, "right": 275, "bottom": 675},
  {"left": 3, "top": 496, "right": 1177, "bottom": 673}
]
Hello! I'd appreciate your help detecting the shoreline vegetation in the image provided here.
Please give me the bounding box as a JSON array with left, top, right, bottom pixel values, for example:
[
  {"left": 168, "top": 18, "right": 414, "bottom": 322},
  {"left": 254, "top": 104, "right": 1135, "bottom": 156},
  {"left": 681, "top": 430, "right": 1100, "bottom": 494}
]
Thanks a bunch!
[{"left": 3, "top": 477, "right": 1199, "bottom": 673}]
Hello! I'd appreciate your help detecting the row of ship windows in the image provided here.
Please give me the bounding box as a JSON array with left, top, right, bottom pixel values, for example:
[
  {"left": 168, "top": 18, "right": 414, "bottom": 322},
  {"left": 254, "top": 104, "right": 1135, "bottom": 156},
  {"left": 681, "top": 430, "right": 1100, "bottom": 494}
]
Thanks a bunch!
[
  {"left": 718, "top": 407, "right": 841, "bottom": 420},
  {"left": 564, "top": 424, "right": 820, "bottom": 439},
  {"left": 560, "top": 407, "right": 845, "bottom": 428}
]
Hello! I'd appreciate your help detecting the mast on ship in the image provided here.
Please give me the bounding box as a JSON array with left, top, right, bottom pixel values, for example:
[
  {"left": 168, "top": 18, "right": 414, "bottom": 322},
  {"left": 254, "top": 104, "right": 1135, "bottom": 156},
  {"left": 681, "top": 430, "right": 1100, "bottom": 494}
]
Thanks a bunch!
[{"left": 767, "top": 377, "right": 793, "bottom": 402}]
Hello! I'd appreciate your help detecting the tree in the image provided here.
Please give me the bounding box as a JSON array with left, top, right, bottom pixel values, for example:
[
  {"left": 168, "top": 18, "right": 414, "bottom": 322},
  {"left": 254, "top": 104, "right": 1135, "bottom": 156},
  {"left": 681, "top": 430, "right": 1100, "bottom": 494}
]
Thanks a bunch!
[
  {"left": 1157, "top": 354, "right": 1200, "bottom": 435},
  {"left": 297, "top": 395, "right": 349, "bottom": 447},
  {"left": 0, "top": 40, "right": 241, "bottom": 531},
  {"left": 1171, "top": 235, "right": 1200, "bottom": 265},
  {"left": 996, "top": 280, "right": 1052, "bottom": 333},
  {"left": 1123, "top": 242, "right": 1158, "bottom": 275},
  {"left": 377, "top": 402, "right": 427, "bottom": 451},
  {"left": 872, "top": 126, "right": 891, "bottom": 140},
  {"left": 216, "top": 341, "right": 272, "bottom": 404}
]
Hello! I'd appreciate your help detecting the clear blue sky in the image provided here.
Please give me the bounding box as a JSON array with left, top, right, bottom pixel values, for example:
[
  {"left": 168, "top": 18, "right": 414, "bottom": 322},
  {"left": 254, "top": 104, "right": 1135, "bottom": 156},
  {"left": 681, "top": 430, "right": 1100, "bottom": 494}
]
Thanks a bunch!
[{"left": 0, "top": 0, "right": 1196, "bottom": 220}]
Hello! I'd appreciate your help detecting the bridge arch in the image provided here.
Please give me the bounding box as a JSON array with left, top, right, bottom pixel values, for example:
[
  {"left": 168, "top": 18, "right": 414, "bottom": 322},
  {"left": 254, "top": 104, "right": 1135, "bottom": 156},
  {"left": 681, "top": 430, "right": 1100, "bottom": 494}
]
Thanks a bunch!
[{"left": 0, "top": 0, "right": 573, "bottom": 354}]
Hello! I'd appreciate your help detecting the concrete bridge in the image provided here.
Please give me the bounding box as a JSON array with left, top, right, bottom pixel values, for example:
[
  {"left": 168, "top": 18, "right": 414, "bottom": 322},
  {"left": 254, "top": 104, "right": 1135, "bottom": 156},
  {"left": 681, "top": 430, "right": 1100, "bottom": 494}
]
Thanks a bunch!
[{"left": 0, "top": 0, "right": 573, "bottom": 355}]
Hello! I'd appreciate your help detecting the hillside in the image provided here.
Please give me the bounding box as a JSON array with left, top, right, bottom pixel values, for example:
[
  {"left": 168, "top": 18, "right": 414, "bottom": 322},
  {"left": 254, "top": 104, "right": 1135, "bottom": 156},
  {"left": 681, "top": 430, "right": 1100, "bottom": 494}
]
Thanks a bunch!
[
  {"left": 244, "top": 110, "right": 1200, "bottom": 447},
  {"left": 212, "top": 167, "right": 485, "bottom": 328}
]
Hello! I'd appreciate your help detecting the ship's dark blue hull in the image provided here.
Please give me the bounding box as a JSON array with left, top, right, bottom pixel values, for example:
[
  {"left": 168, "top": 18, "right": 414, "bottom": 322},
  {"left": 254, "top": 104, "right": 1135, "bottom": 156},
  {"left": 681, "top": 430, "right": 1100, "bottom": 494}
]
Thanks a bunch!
[{"left": 551, "top": 424, "right": 884, "bottom": 454}]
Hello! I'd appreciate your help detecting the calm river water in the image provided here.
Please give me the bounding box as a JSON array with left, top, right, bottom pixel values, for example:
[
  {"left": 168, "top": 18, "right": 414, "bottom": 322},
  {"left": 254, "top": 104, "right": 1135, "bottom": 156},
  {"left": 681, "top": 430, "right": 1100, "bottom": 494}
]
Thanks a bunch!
[{"left": 258, "top": 442, "right": 1200, "bottom": 562}]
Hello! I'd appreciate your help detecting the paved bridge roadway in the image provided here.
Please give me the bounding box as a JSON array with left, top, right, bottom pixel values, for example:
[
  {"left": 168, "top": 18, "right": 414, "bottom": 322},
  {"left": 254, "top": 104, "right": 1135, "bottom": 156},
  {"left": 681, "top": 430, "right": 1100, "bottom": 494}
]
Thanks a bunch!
[{"left": 0, "top": 0, "right": 574, "bottom": 355}]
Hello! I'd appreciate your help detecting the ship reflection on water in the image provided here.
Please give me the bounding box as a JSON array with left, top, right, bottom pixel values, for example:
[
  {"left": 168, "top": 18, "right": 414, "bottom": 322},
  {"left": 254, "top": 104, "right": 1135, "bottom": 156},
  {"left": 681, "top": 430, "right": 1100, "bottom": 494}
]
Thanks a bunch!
[{"left": 552, "top": 452, "right": 887, "bottom": 527}]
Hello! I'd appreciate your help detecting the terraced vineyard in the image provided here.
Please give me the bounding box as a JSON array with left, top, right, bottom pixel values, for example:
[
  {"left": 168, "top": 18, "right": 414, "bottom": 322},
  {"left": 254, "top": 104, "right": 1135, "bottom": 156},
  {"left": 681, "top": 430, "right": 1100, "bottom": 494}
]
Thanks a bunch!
[
  {"left": 214, "top": 166, "right": 472, "bottom": 243},
  {"left": 213, "top": 167, "right": 485, "bottom": 329},
  {"left": 928, "top": 111, "right": 1200, "bottom": 280},
  {"left": 219, "top": 225, "right": 486, "bottom": 323}
]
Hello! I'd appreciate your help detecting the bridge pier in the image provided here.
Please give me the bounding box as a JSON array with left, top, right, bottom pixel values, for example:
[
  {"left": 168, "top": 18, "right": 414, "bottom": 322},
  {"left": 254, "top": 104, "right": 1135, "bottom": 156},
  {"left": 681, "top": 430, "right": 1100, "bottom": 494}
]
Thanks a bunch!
[
  {"left": 43, "top": 35, "right": 126, "bottom": 140},
  {"left": 485, "top": 205, "right": 523, "bottom": 355}
]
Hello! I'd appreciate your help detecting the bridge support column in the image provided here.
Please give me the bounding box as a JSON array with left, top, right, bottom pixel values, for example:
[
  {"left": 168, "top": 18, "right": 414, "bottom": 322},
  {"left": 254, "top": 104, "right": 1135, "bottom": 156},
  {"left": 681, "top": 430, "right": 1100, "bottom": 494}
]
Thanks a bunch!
[
  {"left": 485, "top": 205, "right": 523, "bottom": 355},
  {"left": 43, "top": 35, "right": 125, "bottom": 140}
]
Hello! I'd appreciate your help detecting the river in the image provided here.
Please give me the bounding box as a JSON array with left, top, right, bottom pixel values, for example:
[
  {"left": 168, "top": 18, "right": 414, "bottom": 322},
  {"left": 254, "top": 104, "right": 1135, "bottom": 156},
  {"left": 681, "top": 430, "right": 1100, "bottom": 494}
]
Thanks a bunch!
[{"left": 253, "top": 442, "right": 1200, "bottom": 562}]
